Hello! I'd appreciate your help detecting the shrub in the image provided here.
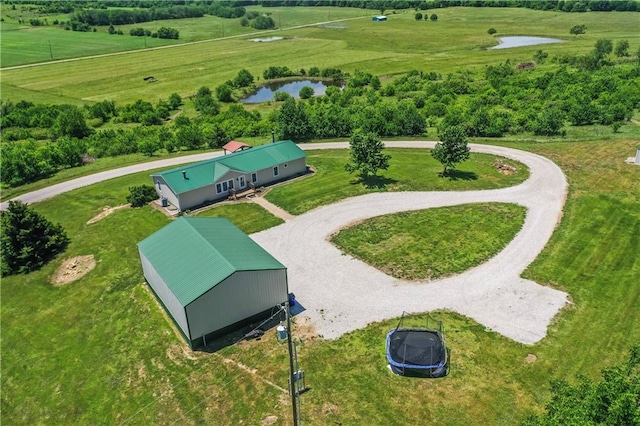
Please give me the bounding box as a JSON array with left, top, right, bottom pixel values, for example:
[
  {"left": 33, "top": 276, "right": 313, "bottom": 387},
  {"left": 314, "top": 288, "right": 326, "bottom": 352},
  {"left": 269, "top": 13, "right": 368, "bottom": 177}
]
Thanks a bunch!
[{"left": 127, "top": 185, "right": 158, "bottom": 207}]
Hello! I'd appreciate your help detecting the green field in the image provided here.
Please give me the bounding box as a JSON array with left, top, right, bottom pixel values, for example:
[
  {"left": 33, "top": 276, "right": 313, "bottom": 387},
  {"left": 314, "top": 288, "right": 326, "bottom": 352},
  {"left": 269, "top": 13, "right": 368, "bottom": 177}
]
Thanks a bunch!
[
  {"left": 2, "top": 4, "right": 640, "bottom": 425},
  {"left": 2, "top": 7, "right": 639, "bottom": 104}
]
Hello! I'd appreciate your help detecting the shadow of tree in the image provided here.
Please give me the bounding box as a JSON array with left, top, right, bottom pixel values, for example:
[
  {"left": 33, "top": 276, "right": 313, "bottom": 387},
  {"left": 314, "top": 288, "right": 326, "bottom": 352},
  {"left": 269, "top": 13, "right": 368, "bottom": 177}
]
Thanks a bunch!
[
  {"left": 439, "top": 170, "right": 478, "bottom": 181},
  {"left": 351, "top": 175, "right": 398, "bottom": 189}
]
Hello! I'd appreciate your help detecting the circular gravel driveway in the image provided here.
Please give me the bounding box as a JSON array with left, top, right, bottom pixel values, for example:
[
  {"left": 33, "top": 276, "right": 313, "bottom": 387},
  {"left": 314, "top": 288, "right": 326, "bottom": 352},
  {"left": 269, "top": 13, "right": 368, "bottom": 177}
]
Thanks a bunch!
[
  {"left": 3, "top": 141, "right": 569, "bottom": 344},
  {"left": 251, "top": 142, "right": 569, "bottom": 344}
]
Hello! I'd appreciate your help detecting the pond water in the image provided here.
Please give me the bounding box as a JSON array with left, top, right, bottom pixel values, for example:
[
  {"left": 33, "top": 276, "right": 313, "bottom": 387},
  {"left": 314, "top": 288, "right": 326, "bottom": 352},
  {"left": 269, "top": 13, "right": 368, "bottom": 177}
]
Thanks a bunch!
[
  {"left": 240, "top": 80, "right": 343, "bottom": 103},
  {"left": 491, "top": 36, "right": 563, "bottom": 50}
]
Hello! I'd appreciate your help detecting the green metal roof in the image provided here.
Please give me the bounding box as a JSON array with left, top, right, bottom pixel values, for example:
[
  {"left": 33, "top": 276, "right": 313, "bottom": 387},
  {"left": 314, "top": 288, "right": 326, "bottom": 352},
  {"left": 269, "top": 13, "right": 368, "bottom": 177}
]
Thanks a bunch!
[
  {"left": 137, "top": 217, "right": 286, "bottom": 306},
  {"left": 152, "top": 140, "right": 306, "bottom": 195}
]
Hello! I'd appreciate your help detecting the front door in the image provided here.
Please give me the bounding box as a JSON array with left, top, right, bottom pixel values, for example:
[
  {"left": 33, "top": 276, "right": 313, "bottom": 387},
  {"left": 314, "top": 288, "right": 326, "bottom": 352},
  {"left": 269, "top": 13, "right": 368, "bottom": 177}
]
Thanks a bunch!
[{"left": 238, "top": 175, "right": 246, "bottom": 189}]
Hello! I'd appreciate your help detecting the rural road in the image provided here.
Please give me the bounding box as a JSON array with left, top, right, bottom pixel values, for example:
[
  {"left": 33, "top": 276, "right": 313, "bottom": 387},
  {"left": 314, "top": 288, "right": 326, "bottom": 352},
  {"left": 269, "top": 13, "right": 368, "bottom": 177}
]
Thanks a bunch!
[{"left": 2, "top": 142, "right": 569, "bottom": 344}]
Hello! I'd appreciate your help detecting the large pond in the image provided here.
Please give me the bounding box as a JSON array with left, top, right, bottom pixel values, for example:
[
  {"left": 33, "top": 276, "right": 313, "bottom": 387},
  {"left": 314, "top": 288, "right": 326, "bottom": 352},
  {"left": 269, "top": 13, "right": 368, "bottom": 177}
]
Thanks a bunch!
[
  {"left": 240, "top": 80, "right": 343, "bottom": 103},
  {"left": 491, "top": 36, "right": 563, "bottom": 50}
]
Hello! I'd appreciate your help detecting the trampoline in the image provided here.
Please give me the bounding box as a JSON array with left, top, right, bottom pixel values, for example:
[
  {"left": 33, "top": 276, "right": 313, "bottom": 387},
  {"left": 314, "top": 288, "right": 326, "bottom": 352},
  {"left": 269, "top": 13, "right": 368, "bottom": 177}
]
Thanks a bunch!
[{"left": 385, "top": 313, "right": 449, "bottom": 378}]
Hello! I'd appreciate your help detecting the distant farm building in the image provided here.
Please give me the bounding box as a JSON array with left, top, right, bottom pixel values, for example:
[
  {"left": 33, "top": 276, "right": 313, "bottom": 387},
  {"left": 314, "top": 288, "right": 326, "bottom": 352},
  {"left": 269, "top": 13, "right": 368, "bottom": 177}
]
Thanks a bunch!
[
  {"left": 137, "top": 217, "right": 288, "bottom": 349},
  {"left": 373, "top": 15, "right": 387, "bottom": 21},
  {"left": 151, "top": 140, "right": 307, "bottom": 211}
]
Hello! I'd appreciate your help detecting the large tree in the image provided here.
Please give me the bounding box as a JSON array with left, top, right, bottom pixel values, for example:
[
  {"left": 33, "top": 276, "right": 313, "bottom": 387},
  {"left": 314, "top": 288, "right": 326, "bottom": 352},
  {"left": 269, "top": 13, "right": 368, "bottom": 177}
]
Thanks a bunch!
[
  {"left": 431, "top": 125, "right": 470, "bottom": 175},
  {"left": 522, "top": 345, "right": 640, "bottom": 426},
  {"left": 344, "top": 130, "right": 390, "bottom": 180},
  {"left": 1, "top": 201, "right": 69, "bottom": 276}
]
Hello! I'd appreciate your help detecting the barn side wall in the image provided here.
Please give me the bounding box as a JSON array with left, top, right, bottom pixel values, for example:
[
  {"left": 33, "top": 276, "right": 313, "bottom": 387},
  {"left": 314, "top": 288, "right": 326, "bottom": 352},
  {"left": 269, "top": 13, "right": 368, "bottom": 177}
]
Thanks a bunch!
[
  {"left": 186, "top": 269, "right": 288, "bottom": 340},
  {"left": 139, "top": 249, "right": 189, "bottom": 337}
]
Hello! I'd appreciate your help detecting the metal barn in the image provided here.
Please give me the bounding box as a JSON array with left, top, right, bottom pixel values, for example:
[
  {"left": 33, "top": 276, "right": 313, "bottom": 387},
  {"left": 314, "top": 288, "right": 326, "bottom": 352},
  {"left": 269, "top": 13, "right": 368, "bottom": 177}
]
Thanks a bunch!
[{"left": 137, "top": 217, "right": 288, "bottom": 349}]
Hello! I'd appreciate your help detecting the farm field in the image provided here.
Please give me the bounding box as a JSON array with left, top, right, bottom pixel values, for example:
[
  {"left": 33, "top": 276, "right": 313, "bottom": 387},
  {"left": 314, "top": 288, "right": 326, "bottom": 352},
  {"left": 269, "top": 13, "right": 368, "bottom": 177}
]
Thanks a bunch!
[
  {"left": 2, "top": 7, "right": 639, "bottom": 105},
  {"left": 1, "top": 4, "right": 640, "bottom": 425}
]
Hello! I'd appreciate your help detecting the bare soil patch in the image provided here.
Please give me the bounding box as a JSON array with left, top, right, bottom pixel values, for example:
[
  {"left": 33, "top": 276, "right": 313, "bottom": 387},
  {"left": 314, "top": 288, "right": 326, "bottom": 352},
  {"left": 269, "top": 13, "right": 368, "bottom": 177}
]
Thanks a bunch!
[
  {"left": 87, "top": 204, "right": 130, "bottom": 225},
  {"left": 493, "top": 159, "right": 517, "bottom": 175},
  {"left": 51, "top": 255, "right": 96, "bottom": 286}
]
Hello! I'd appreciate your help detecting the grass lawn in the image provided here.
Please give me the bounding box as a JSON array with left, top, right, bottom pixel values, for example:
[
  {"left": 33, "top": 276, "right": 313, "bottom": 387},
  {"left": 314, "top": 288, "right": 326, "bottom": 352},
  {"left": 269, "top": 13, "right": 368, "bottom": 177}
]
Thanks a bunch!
[
  {"left": 331, "top": 203, "right": 526, "bottom": 280},
  {"left": 1, "top": 139, "right": 639, "bottom": 424},
  {"left": 267, "top": 148, "right": 528, "bottom": 214}
]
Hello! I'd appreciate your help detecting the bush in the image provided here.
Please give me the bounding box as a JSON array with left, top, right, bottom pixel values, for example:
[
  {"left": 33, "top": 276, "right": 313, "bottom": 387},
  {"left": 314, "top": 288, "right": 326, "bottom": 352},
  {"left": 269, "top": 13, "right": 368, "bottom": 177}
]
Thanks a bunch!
[
  {"left": 299, "top": 86, "right": 315, "bottom": 99},
  {"left": 126, "top": 185, "right": 158, "bottom": 207},
  {"left": 1, "top": 201, "right": 69, "bottom": 276}
]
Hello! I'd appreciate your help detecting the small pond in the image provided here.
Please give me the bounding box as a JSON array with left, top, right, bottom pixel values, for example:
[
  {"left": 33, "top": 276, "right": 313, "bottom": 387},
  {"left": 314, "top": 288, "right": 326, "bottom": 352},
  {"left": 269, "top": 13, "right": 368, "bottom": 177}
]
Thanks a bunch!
[
  {"left": 240, "top": 79, "right": 343, "bottom": 104},
  {"left": 491, "top": 36, "right": 563, "bottom": 50}
]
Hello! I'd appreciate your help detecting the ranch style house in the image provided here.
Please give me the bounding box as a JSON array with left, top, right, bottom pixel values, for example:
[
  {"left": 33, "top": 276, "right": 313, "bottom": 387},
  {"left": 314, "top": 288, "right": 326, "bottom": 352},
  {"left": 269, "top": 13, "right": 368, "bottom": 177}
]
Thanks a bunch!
[{"left": 151, "top": 140, "right": 307, "bottom": 211}]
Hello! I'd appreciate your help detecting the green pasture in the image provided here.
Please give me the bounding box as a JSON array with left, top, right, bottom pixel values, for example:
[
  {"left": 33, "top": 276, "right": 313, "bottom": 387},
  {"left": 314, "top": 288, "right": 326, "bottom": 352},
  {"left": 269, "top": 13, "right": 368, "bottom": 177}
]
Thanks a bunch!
[
  {"left": 2, "top": 139, "right": 639, "bottom": 424},
  {"left": 2, "top": 7, "right": 639, "bottom": 104},
  {"left": 332, "top": 203, "right": 526, "bottom": 281}
]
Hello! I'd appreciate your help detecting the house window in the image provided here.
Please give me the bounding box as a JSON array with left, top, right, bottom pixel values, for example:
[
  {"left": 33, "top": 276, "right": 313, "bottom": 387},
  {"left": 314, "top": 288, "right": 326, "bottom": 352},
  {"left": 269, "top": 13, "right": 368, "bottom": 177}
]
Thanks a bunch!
[
  {"left": 215, "top": 180, "right": 234, "bottom": 194},
  {"left": 273, "top": 166, "right": 279, "bottom": 177},
  {"left": 156, "top": 180, "right": 161, "bottom": 191},
  {"left": 251, "top": 172, "right": 257, "bottom": 183}
]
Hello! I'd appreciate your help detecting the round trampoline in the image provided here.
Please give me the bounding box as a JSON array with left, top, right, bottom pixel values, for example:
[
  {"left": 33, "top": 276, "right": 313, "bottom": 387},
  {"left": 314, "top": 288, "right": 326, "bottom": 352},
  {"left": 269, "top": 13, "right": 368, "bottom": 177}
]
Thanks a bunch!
[{"left": 385, "top": 313, "right": 449, "bottom": 378}]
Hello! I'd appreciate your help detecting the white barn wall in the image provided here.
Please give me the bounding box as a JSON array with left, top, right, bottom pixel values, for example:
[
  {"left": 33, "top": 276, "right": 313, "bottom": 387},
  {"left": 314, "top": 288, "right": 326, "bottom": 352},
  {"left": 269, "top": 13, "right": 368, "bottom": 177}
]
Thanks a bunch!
[
  {"left": 186, "top": 269, "right": 287, "bottom": 339},
  {"left": 139, "top": 251, "right": 189, "bottom": 337}
]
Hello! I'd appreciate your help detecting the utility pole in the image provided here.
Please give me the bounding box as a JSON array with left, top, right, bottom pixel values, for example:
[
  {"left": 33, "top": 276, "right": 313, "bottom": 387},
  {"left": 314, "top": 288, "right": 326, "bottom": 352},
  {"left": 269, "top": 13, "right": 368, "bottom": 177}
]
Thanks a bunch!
[{"left": 285, "top": 302, "right": 299, "bottom": 425}]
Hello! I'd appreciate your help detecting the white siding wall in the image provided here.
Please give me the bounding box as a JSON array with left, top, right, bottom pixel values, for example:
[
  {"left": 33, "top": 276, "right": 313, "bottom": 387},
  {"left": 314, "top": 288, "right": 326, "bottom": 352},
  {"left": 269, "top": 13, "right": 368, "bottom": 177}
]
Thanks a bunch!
[
  {"left": 139, "top": 250, "right": 189, "bottom": 337},
  {"left": 153, "top": 177, "right": 179, "bottom": 208},
  {"left": 186, "top": 269, "right": 287, "bottom": 339}
]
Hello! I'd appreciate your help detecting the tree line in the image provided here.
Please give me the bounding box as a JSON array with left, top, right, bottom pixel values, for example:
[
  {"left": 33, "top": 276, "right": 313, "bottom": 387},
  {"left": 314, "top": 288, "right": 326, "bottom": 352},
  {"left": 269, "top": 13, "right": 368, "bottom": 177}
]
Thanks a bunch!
[{"left": 2, "top": 43, "right": 639, "bottom": 187}]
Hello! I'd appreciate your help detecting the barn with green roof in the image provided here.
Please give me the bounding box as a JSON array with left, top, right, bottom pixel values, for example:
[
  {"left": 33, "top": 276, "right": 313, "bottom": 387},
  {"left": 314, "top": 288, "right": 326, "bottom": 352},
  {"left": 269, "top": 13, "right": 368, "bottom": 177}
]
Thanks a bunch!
[
  {"left": 137, "top": 217, "right": 288, "bottom": 349},
  {"left": 151, "top": 140, "right": 307, "bottom": 212}
]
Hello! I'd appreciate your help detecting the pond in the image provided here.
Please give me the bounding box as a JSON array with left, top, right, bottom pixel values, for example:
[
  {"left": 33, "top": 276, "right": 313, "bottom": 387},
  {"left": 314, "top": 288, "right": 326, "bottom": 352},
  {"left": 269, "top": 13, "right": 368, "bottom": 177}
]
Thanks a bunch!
[
  {"left": 240, "top": 80, "right": 343, "bottom": 104},
  {"left": 490, "top": 36, "right": 563, "bottom": 50}
]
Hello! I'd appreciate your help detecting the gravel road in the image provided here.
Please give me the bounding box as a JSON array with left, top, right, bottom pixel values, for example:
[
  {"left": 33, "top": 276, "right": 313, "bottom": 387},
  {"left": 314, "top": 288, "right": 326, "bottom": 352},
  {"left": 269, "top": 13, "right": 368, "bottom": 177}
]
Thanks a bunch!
[
  {"left": 251, "top": 142, "right": 569, "bottom": 345},
  {"left": 2, "top": 141, "right": 569, "bottom": 344}
]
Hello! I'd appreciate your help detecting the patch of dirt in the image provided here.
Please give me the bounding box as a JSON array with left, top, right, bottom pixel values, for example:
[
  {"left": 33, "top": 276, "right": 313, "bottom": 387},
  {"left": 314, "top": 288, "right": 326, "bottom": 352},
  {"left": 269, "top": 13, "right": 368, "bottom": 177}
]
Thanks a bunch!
[
  {"left": 526, "top": 353, "right": 538, "bottom": 364},
  {"left": 86, "top": 204, "right": 130, "bottom": 225},
  {"left": 293, "top": 315, "right": 320, "bottom": 342},
  {"left": 322, "top": 402, "right": 340, "bottom": 417},
  {"left": 261, "top": 415, "right": 278, "bottom": 425},
  {"left": 51, "top": 255, "right": 96, "bottom": 286},
  {"left": 493, "top": 159, "right": 517, "bottom": 175}
]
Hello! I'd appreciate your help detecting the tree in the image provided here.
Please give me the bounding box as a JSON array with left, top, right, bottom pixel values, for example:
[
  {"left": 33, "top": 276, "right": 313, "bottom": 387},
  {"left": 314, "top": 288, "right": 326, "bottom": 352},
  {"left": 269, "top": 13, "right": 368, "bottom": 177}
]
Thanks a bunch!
[
  {"left": 431, "top": 125, "right": 470, "bottom": 175},
  {"left": 126, "top": 185, "right": 158, "bottom": 207},
  {"left": 614, "top": 39, "right": 630, "bottom": 57},
  {"left": 277, "top": 97, "right": 312, "bottom": 140},
  {"left": 299, "top": 86, "right": 315, "bottom": 99},
  {"left": 430, "top": 13, "right": 438, "bottom": 22},
  {"left": 216, "top": 83, "right": 234, "bottom": 102},
  {"left": 233, "top": 68, "right": 254, "bottom": 88},
  {"left": 570, "top": 24, "right": 586, "bottom": 35},
  {"left": 168, "top": 93, "right": 182, "bottom": 110},
  {"left": 594, "top": 39, "right": 613, "bottom": 61},
  {"left": 1, "top": 200, "right": 69, "bottom": 276},
  {"left": 487, "top": 27, "right": 497, "bottom": 35},
  {"left": 53, "top": 106, "right": 93, "bottom": 139},
  {"left": 522, "top": 346, "right": 640, "bottom": 426},
  {"left": 193, "top": 86, "right": 220, "bottom": 115},
  {"left": 344, "top": 130, "right": 390, "bottom": 180},
  {"left": 533, "top": 49, "right": 549, "bottom": 64},
  {"left": 415, "top": 12, "right": 423, "bottom": 20}
]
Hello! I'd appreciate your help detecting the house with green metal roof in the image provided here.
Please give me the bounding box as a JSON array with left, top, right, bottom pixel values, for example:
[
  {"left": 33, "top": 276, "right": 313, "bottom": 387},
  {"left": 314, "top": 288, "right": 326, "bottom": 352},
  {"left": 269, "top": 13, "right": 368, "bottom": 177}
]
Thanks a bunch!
[
  {"left": 137, "top": 217, "right": 288, "bottom": 349},
  {"left": 151, "top": 140, "right": 307, "bottom": 211}
]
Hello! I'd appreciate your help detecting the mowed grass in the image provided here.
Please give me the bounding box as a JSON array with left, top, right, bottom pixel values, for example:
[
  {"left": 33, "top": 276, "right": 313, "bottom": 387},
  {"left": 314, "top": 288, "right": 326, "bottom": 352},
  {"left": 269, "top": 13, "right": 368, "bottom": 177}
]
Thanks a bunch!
[
  {"left": 267, "top": 148, "right": 528, "bottom": 214},
  {"left": 331, "top": 203, "right": 526, "bottom": 280},
  {"left": 3, "top": 7, "right": 639, "bottom": 104},
  {"left": 0, "top": 6, "right": 368, "bottom": 68},
  {"left": 1, "top": 140, "right": 639, "bottom": 424}
]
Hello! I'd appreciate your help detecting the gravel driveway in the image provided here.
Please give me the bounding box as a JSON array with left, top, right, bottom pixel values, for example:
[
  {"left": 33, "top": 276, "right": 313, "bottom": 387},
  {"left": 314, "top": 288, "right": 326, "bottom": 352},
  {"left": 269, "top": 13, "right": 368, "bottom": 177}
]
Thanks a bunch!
[
  {"left": 3, "top": 141, "right": 569, "bottom": 344},
  {"left": 251, "top": 142, "right": 569, "bottom": 344}
]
